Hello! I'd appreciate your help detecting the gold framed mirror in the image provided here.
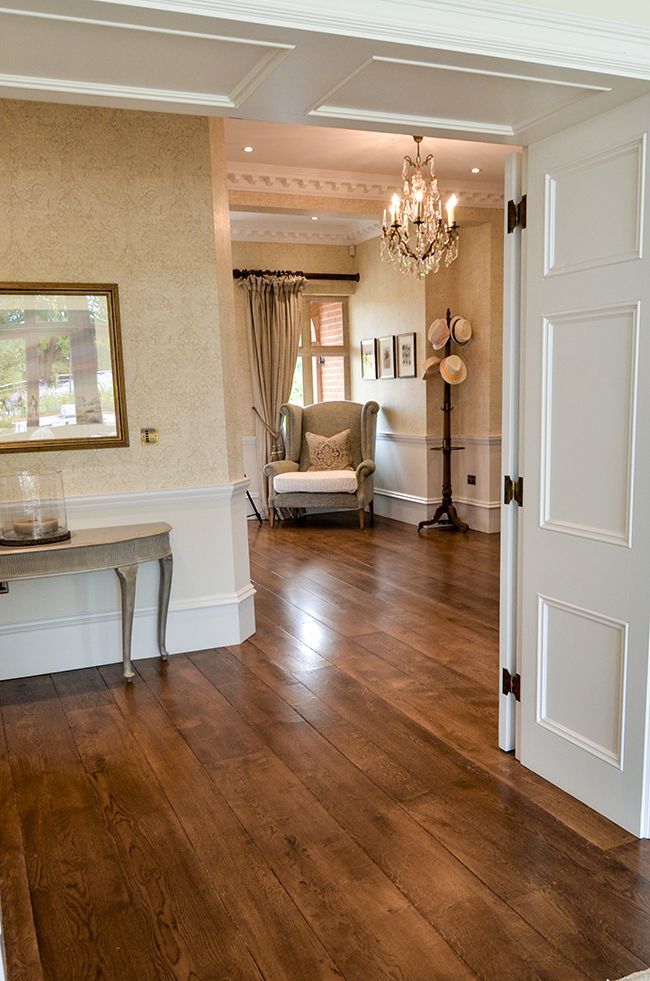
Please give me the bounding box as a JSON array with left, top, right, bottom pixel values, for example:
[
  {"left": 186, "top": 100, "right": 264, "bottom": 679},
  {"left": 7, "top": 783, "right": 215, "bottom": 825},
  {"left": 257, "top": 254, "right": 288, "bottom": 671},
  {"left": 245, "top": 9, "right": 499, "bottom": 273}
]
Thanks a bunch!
[{"left": 0, "top": 283, "right": 128, "bottom": 453}]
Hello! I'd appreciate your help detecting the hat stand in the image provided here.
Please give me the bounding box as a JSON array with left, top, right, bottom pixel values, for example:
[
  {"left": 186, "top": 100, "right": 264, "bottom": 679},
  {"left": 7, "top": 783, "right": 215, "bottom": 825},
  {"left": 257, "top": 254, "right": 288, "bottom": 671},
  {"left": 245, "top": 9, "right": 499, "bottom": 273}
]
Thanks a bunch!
[{"left": 418, "top": 308, "right": 469, "bottom": 534}]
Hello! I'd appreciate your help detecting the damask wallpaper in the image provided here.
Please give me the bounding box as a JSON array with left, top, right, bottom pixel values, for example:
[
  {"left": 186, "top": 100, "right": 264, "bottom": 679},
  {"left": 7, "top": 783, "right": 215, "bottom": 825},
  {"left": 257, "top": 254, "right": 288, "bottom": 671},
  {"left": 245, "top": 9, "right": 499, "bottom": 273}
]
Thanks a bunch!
[{"left": 0, "top": 101, "right": 237, "bottom": 495}]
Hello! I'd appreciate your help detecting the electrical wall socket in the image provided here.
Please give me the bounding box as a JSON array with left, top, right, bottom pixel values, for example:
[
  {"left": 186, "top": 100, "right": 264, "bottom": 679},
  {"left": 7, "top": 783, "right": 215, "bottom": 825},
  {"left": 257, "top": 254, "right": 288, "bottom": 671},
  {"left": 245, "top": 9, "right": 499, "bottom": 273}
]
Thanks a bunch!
[{"left": 467, "top": 474, "right": 476, "bottom": 485}]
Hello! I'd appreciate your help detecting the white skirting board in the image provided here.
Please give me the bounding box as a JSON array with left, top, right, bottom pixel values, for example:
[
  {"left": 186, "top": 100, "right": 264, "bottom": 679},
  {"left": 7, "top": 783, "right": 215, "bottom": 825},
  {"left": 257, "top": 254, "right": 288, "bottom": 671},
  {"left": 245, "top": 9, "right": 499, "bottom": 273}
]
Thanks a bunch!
[
  {"left": 0, "top": 480, "right": 255, "bottom": 680},
  {"left": 373, "top": 487, "right": 500, "bottom": 533}
]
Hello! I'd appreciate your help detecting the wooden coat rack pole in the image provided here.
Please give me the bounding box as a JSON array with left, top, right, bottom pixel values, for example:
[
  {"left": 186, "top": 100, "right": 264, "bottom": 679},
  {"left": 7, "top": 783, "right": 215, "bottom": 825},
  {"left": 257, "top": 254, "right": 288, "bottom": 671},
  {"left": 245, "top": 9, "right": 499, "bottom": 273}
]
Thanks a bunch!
[{"left": 418, "top": 308, "right": 469, "bottom": 534}]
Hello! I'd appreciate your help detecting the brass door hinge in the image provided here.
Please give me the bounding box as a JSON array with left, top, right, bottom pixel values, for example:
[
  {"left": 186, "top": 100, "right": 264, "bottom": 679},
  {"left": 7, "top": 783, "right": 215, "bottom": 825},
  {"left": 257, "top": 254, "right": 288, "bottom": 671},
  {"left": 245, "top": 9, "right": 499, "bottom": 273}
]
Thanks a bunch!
[
  {"left": 502, "top": 668, "right": 521, "bottom": 702},
  {"left": 507, "top": 195, "right": 527, "bottom": 233},
  {"left": 504, "top": 475, "right": 524, "bottom": 507}
]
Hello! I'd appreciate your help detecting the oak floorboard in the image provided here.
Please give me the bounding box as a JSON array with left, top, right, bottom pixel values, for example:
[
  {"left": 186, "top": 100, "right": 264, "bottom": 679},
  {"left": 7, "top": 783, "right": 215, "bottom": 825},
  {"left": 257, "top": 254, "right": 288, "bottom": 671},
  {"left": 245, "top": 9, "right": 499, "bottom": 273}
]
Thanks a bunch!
[
  {"left": 0, "top": 675, "right": 165, "bottom": 981},
  {"left": 0, "top": 717, "right": 43, "bottom": 981},
  {"left": 1, "top": 515, "right": 647, "bottom": 980},
  {"left": 191, "top": 649, "right": 590, "bottom": 981},
  {"left": 96, "top": 660, "right": 343, "bottom": 980},
  {"left": 51, "top": 668, "right": 263, "bottom": 980},
  {"left": 611, "top": 839, "right": 650, "bottom": 881},
  {"left": 208, "top": 645, "right": 647, "bottom": 980},
  {"left": 265, "top": 625, "right": 623, "bottom": 847},
  {"left": 138, "top": 652, "right": 475, "bottom": 981}
]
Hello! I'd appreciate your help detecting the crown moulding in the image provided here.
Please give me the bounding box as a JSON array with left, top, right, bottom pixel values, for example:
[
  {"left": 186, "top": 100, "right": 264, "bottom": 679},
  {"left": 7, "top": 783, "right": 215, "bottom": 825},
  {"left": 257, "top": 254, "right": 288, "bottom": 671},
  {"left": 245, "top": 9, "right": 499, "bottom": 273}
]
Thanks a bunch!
[
  {"left": 96, "top": 0, "right": 650, "bottom": 80},
  {"left": 229, "top": 220, "right": 381, "bottom": 245},
  {"left": 226, "top": 165, "right": 504, "bottom": 208}
]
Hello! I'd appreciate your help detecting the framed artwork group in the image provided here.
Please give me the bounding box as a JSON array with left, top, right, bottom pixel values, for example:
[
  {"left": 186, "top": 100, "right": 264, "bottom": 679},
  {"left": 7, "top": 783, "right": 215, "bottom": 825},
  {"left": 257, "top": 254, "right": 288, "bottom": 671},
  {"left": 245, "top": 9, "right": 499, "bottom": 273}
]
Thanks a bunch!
[{"left": 360, "top": 332, "right": 416, "bottom": 380}]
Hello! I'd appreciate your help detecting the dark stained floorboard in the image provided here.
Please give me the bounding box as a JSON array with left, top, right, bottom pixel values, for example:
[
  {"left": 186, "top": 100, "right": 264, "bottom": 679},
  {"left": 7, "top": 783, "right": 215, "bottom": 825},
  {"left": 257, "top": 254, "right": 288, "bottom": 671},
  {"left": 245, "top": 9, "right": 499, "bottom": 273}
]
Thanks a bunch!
[{"left": 0, "top": 513, "right": 648, "bottom": 980}]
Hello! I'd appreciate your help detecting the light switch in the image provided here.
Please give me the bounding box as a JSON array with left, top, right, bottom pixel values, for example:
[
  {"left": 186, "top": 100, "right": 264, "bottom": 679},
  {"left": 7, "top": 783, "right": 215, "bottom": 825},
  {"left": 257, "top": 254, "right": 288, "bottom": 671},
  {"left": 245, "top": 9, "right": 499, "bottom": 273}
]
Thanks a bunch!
[{"left": 141, "top": 427, "right": 159, "bottom": 445}]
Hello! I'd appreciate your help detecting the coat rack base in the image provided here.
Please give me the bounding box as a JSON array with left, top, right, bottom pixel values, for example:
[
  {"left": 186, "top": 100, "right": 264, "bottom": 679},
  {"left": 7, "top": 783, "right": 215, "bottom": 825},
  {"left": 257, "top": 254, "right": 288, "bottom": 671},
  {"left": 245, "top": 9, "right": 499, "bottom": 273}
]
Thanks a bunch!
[{"left": 418, "top": 502, "right": 469, "bottom": 533}]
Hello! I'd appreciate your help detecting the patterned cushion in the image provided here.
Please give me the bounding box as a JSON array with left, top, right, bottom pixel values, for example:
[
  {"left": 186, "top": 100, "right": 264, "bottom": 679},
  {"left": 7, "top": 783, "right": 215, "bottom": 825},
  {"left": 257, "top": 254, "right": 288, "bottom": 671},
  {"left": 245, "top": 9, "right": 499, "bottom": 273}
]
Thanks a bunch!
[
  {"left": 305, "top": 429, "right": 354, "bottom": 471},
  {"left": 274, "top": 470, "right": 358, "bottom": 494}
]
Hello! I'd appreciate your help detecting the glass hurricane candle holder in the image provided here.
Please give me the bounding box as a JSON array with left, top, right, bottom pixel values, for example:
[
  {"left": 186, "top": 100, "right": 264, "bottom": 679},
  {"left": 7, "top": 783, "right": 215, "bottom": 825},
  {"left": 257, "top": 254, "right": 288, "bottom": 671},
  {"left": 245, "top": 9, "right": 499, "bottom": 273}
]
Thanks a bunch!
[{"left": 0, "top": 471, "right": 71, "bottom": 546}]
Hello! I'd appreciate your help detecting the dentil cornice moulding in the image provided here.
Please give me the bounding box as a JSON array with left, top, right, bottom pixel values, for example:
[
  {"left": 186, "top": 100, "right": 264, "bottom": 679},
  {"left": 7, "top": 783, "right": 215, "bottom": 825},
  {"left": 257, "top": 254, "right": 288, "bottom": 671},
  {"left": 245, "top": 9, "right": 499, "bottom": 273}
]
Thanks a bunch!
[
  {"left": 93, "top": 0, "right": 650, "bottom": 79},
  {"left": 229, "top": 220, "right": 381, "bottom": 245},
  {"left": 227, "top": 164, "right": 504, "bottom": 208}
]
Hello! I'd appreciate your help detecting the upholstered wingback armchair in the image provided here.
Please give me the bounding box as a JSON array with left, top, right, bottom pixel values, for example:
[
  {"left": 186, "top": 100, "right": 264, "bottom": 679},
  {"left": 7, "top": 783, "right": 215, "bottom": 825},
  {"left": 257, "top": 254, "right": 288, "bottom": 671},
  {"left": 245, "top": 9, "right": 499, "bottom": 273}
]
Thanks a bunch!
[{"left": 263, "top": 400, "right": 380, "bottom": 529}]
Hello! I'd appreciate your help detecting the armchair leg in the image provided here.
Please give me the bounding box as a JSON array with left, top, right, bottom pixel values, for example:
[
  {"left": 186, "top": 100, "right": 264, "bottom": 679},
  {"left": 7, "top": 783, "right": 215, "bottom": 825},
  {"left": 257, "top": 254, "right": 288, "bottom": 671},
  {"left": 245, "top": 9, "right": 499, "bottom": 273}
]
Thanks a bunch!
[
  {"left": 369, "top": 501, "right": 374, "bottom": 526},
  {"left": 269, "top": 507, "right": 275, "bottom": 528},
  {"left": 358, "top": 508, "right": 366, "bottom": 530}
]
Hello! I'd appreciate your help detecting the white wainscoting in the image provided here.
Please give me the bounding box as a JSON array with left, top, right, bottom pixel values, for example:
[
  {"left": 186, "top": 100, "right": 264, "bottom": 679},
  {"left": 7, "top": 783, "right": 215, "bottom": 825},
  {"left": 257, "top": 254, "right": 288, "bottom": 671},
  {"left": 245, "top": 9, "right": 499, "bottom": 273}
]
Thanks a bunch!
[
  {"left": 0, "top": 480, "right": 255, "bottom": 680},
  {"left": 245, "top": 432, "right": 501, "bottom": 532},
  {"left": 376, "top": 432, "right": 502, "bottom": 533}
]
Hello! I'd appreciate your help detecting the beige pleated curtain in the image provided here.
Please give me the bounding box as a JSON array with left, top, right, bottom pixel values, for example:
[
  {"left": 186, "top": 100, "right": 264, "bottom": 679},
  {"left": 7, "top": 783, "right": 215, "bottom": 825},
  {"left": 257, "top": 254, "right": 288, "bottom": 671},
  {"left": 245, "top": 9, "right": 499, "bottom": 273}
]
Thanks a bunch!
[{"left": 241, "top": 272, "right": 307, "bottom": 516}]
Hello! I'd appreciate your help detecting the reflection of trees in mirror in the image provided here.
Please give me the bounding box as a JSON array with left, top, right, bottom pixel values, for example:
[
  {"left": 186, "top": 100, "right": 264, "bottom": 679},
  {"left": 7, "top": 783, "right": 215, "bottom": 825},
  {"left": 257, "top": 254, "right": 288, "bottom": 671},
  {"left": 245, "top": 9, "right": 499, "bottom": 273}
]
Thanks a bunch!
[
  {"left": 0, "top": 309, "right": 24, "bottom": 326},
  {"left": 0, "top": 287, "right": 124, "bottom": 446},
  {"left": 0, "top": 299, "right": 114, "bottom": 432},
  {"left": 39, "top": 336, "right": 70, "bottom": 386}
]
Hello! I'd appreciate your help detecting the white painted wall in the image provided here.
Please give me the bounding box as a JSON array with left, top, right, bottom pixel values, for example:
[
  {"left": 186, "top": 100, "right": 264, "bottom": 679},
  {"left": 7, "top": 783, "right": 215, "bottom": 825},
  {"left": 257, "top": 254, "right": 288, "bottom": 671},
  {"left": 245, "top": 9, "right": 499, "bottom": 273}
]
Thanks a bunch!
[
  {"left": 376, "top": 432, "right": 501, "bottom": 532},
  {"left": 0, "top": 483, "right": 254, "bottom": 680}
]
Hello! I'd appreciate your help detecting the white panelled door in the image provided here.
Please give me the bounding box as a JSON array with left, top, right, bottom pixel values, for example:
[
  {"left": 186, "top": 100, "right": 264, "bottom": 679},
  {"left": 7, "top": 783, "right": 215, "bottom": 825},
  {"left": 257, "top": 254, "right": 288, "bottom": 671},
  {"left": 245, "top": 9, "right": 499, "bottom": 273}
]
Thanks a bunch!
[{"left": 520, "top": 92, "right": 650, "bottom": 836}]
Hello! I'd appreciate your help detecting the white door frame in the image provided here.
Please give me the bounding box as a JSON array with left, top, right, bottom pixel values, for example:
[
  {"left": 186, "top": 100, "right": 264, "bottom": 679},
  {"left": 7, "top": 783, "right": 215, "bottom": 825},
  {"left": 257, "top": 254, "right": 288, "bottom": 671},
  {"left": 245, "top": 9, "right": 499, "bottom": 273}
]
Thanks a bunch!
[{"left": 498, "top": 151, "right": 524, "bottom": 753}]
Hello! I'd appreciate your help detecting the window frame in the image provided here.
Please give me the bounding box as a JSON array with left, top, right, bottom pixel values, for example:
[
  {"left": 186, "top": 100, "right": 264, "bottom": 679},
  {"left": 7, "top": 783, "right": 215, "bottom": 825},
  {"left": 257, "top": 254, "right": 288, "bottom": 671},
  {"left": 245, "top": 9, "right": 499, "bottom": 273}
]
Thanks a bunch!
[{"left": 296, "top": 295, "right": 351, "bottom": 405}]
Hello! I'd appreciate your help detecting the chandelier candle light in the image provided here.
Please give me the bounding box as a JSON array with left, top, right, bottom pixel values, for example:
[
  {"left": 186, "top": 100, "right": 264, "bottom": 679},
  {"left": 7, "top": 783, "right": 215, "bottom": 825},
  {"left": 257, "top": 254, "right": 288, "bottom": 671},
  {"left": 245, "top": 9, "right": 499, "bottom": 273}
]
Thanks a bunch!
[{"left": 381, "top": 136, "right": 459, "bottom": 279}]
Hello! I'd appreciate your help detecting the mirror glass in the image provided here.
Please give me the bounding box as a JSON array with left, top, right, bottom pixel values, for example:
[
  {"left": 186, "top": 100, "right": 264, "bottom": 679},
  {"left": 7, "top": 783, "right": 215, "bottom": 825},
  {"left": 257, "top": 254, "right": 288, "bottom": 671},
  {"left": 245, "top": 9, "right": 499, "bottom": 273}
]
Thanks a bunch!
[{"left": 0, "top": 284, "right": 128, "bottom": 452}]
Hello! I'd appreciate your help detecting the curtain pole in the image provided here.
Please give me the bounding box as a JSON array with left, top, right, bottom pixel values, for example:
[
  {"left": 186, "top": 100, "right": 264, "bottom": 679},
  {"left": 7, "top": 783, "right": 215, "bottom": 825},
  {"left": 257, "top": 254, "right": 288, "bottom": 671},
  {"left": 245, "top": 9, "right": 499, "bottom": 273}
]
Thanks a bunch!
[{"left": 232, "top": 269, "right": 360, "bottom": 282}]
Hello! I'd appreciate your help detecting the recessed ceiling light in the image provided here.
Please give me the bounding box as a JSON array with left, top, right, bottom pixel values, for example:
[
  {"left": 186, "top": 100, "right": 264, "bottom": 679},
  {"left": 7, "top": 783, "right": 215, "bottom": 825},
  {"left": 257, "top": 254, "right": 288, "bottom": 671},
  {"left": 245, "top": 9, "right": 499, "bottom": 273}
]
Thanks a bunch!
[
  {"left": 243, "top": 145, "right": 254, "bottom": 153},
  {"left": 311, "top": 216, "right": 319, "bottom": 221},
  {"left": 470, "top": 167, "right": 482, "bottom": 174}
]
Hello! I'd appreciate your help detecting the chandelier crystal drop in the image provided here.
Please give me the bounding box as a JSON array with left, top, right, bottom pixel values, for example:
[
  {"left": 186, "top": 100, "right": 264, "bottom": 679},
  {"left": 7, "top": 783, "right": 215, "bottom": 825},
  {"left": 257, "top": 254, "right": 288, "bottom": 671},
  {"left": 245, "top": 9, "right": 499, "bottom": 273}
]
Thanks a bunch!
[{"left": 381, "top": 136, "right": 459, "bottom": 279}]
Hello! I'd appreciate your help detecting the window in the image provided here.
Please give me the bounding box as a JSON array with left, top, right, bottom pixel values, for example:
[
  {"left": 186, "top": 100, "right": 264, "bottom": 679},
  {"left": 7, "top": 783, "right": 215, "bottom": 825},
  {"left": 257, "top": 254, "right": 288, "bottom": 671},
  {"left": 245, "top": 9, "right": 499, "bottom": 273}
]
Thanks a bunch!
[{"left": 290, "top": 297, "right": 350, "bottom": 406}]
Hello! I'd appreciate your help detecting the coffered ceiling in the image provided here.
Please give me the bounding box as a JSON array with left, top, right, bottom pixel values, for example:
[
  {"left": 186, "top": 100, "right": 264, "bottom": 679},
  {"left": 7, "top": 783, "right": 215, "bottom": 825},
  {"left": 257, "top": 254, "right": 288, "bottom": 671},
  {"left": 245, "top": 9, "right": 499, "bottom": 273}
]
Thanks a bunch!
[{"left": 1, "top": 0, "right": 649, "bottom": 146}]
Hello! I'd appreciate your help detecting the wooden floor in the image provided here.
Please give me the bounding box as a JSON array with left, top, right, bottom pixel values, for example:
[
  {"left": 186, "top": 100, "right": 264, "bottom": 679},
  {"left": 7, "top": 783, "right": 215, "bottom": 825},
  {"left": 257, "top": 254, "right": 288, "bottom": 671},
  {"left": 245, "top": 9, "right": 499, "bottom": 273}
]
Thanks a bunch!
[{"left": 2, "top": 515, "right": 650, "bottom": 981}]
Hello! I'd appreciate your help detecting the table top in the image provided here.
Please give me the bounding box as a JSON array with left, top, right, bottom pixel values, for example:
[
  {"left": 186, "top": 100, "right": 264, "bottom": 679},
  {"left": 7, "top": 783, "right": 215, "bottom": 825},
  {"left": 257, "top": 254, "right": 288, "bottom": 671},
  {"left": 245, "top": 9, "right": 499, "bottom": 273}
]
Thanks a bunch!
[{"left": 0, "top": 522, "right": 171, "bottom": 556}]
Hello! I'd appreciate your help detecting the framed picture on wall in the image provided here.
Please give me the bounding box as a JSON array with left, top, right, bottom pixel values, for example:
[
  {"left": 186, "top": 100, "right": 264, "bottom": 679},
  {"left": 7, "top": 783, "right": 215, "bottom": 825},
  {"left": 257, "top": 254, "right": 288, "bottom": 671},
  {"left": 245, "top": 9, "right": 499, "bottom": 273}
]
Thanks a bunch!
[
  {"left": 378, "top": 335, "right": 396, "bottom": 379},
  {"left": 396, "top": 332, "right": 417, "bottom": 378},
  {"left": 360, "top": 338, "right": 377, "bottom": 380}
]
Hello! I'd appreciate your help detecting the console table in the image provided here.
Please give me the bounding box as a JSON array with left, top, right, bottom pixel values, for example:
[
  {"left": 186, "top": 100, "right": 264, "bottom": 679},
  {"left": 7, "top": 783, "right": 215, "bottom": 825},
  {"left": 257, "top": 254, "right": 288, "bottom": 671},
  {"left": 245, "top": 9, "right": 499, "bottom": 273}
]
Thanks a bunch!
[{"left": 0, "top": 523, "right": 173, "bottom": 682}]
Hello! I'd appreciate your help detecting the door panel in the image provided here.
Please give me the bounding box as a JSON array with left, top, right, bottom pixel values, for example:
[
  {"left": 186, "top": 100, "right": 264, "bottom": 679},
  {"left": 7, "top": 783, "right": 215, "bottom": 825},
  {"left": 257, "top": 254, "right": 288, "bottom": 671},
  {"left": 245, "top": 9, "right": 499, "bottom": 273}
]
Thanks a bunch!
[
  {"left": 521, "top": 93, "right": 650, "bottom": 836},
  {"left": 541, "top": 303, "right": 638, "bottom": 544},
  {"left": 545, "top": 137, "right": 645, "bottom": 276}
]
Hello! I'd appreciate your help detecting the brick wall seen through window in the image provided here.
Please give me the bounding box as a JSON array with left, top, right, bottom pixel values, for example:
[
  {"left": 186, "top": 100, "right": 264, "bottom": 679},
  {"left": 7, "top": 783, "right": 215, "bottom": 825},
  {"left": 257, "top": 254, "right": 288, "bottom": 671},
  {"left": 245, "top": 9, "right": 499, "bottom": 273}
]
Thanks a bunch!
[{"left": 290, "top": 298, "right": 350, "bottom": 406}]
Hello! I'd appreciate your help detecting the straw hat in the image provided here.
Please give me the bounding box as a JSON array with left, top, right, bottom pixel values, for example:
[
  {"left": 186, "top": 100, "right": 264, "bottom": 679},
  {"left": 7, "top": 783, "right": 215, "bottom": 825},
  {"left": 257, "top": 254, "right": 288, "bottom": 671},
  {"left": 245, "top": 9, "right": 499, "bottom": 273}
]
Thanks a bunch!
[
  {"left": 450, "top": 316, "right": 472, "bottom": 346},
  {"left": 422, "top": 356, "right": 441, "bottom": 379},
  {"left": 427, "top": 318, "right": 450, "bottom": 350},
  {"left": 440, "top": 354, "right": 467, "bottom": 385}
]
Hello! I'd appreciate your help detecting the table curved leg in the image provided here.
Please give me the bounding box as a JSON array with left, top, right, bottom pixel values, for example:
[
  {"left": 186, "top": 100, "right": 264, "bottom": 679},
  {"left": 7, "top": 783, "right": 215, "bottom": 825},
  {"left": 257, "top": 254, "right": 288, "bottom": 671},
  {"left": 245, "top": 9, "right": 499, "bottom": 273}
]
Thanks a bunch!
[
  {"left": 115, "top": 564, "right": 138, "bottom": 682},
  {"left": 158, "top": 553, "right": 173, "bottom": 661}
]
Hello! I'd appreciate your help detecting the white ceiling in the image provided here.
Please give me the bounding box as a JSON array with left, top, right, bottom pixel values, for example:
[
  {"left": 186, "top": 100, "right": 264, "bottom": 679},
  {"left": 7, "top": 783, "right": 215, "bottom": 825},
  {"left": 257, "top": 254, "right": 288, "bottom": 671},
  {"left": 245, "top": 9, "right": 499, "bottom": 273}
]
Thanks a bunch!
[
  {"left": 0, "top": 0, "right": 649, "bottom": 147},
  {"left": 225, "top": 119, "right": 510, "bottom": 242},
  {"left": 2, "top": 0, "right": 649, "bottom": 249},
  {"left": 225, "top": 120, "right": 516, "bottom": 184}
]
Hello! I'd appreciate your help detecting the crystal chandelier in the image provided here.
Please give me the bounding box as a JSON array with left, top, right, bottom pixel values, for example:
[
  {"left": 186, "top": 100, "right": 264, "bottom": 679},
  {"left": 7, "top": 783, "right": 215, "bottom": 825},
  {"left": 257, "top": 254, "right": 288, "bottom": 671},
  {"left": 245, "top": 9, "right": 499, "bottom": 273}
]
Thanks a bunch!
[{"left": 381, "top": 136, "right": 459, "bottom": 279}]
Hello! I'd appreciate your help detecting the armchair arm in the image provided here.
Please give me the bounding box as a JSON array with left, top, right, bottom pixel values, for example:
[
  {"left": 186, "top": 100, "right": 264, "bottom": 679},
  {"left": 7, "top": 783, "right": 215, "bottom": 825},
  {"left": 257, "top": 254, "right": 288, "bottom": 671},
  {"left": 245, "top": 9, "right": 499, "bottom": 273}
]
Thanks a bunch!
[
  {"left": 263, "top": 460, "right": 300, "bottom": 479},
  {"left": 355, "top": 459, "right": 376, "bottom": 481}
]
